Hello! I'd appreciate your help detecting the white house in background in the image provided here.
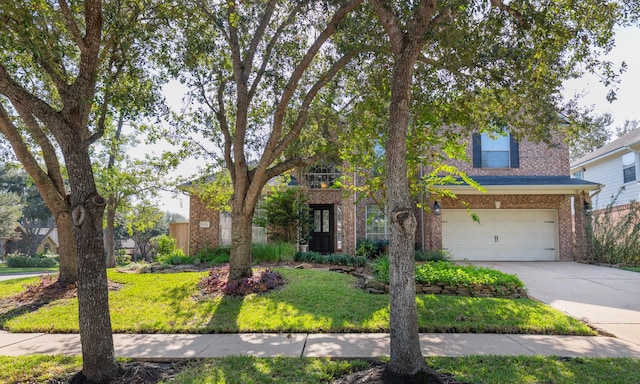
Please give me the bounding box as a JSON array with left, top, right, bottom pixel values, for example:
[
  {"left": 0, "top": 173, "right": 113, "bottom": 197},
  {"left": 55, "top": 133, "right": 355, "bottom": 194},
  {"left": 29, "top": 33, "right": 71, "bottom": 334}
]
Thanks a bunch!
[{"left": 571, "top": 128, "right": 640, "bottom": 212}]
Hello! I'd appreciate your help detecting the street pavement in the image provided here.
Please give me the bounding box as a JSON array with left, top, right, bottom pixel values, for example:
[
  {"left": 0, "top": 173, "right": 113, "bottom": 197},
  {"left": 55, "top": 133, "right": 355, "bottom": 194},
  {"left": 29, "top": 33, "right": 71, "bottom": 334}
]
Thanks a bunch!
[{"left": 1, "top": 262, "right": 640, "bottom": 359}]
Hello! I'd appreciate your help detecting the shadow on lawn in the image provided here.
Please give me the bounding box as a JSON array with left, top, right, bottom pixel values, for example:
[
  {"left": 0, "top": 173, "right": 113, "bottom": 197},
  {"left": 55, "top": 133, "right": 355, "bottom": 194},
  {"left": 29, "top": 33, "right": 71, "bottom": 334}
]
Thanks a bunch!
[
  {"left": 202, "top": 267, "right": 390, "bottom": 333},
  {"left": 0, "top": 276, "right": 76, "bottom": 329}
]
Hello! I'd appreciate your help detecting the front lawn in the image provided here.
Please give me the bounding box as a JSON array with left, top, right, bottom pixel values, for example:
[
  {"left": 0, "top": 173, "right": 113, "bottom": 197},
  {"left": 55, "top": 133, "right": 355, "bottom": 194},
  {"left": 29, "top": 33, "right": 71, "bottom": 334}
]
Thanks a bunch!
[
  {"left": 0, "top": 268, "right": 594, "bottom": 335},
  {"left": 2, "top": 355, "right": 640, "bottom": 384}
]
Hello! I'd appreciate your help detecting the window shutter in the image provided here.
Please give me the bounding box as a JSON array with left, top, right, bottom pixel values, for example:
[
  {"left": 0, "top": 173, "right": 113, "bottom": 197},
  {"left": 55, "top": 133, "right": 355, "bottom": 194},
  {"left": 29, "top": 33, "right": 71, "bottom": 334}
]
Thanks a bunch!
[
  {"left": 509, "top": 135, "right": 520, "bottom": 168},
  {"left": 472, "top": 133, "right": 482, "bottom": 168}
]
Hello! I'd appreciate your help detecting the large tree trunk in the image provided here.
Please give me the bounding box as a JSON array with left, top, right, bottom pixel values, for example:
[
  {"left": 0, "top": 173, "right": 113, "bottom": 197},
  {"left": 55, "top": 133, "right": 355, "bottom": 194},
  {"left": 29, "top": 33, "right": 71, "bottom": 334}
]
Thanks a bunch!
[
  {"left": 385, "top": 53, "right": 427, "bottom": 376},
  {"left": 104, "top": 201, "right": 116, "bottom": 268},
  {"left": 65, "top": 145, "right": 120, "bottom": 382},
  {"left": 56, "top": 212, "right": 78, "bottom": 284},
  {"left": 229, "top": 205, "right": 254, "bottom": 280}
]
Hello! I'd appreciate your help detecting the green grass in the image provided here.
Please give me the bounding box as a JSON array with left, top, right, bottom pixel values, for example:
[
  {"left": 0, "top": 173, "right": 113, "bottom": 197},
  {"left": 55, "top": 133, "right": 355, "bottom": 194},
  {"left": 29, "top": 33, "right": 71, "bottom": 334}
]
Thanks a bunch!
[
  {"left": 0, "top": 263, "right": 58, "bottom": 275},
  {"left": 430, "top": 356, "right": 640, "bottom": 384},
  {"left": 0, "top": 268, "right": 594, "bottom": 335},
  {"left": 0, "top": 276, "right": 42, "bottom": 299},
  {"left": 0, "top": 355, "right": 82, "bottom": 383},
  {"left": 621, "top": 266, "right": 640, "bottom": 273},
  {"left": 2, "top": 356, "right": 639, "bottom": 384}
]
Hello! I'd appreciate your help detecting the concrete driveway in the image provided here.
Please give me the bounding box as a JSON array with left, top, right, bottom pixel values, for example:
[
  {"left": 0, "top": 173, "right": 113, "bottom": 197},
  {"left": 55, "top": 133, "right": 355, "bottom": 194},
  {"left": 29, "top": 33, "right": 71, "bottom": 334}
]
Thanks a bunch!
[{"left": 473, "top": 262, "right": 640, "bottom": 346}]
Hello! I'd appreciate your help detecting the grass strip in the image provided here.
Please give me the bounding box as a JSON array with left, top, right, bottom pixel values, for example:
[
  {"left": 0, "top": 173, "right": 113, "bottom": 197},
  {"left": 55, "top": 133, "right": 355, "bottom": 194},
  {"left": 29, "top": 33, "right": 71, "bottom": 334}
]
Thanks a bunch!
[{"left": 2, "top": 356, "right": 639, "bottom": 384}]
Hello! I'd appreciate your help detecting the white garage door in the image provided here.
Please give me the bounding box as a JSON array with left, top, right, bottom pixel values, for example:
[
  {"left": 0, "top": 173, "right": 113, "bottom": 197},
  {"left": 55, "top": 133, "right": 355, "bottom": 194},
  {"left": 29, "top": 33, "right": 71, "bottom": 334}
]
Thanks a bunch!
[{"left": 442, "top": 209, "right": 558, "bottom": 261}]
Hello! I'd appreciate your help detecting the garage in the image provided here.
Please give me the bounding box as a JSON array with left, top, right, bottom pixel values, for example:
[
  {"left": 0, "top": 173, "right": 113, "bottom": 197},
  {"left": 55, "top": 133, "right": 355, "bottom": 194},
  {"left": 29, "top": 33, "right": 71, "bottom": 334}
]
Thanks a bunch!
[{"left": 442, "top": 209, "right": 558, "bottom": 261}]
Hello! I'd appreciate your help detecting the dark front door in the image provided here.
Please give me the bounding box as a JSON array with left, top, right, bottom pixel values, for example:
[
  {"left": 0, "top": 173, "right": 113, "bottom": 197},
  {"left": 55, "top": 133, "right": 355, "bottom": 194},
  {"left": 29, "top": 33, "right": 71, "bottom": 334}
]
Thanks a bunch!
[{"left": 309, "top": 205, "right": 334, "bottom": 254}]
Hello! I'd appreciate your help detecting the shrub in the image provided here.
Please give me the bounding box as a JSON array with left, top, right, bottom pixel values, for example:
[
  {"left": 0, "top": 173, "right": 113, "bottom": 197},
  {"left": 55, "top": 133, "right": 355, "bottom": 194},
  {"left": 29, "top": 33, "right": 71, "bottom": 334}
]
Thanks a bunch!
[
  {"left": 153, "top": 235, "right": 186, "bottom": 265},
  {"left": 415, "top": 249, "right": 450, "bottom": 262},
  {"left": 372, "top": 257, "right": 523, "bottom": 288},
  {"left": 588, "top": 199, "right": 640, "bottom": 266},
  {"left": 195, "top": 246, "right": 231, "bottom": 264},
  {"left": 6, "top": 254, "right": 58, "bottom": 268},
  {"left": 355, "top": 239, "right": 378, "bottom": 258},
  {"left": 198, "top": 264, "right": 286, "bottom": 296},
  {"left": 295, "top": 251, "right": 367, "bottom": 266},
  {"left": 251, "top": 242, "right": 296, "bottom": 263},
  {"left": 115, "top": 249, "right": 131, "bottom": 264}
]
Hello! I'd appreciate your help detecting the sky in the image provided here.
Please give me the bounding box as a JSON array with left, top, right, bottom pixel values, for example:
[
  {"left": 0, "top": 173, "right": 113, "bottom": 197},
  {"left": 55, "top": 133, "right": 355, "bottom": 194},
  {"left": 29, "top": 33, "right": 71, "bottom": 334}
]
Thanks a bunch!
[{"left": 155, "top": 26, "right": 640, "bottom": 219}]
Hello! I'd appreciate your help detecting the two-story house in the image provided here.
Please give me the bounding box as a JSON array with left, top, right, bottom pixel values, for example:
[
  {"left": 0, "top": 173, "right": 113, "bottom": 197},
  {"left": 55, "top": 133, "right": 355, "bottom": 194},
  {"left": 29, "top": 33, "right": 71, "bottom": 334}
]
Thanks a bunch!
[
  {"left": 185, "top": 131, "right": 598, "bottom": 261},
  {"left": 571, "top": 128, "right": 640, "bottom": 215}
]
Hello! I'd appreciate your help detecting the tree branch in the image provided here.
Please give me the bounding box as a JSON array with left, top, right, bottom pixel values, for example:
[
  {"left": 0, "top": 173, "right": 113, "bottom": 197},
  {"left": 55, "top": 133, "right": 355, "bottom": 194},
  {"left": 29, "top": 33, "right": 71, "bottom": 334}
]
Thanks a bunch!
[
  {"left": 0, "top": 103, "right": 67, "bottom": 212},
  {"left": 267, "top": 0, "right": 363, "bottom": 168},
  {"left": 249, "top": 3, "right": 303, "bottom": 101},
  {"left": 270, "top": 49, "right": 360, "bottom": 163},
  {"left": 58, "top": 0, "right": 88, "bottom": 52},
  {"left": 370, "top": 0, "right": 404, "bottom": 54},
  {"left": 490, "top": 0, "right": 529, "bottom": 28}
]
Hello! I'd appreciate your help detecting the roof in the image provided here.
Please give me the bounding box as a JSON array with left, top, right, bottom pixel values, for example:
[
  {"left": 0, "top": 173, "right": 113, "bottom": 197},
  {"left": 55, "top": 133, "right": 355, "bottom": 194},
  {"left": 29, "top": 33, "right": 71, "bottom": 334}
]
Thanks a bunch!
[
  {"left": 572, "top": 127, "right": 640, "bottom": 168},
  {"left": 438, "top": 176, "right": 600, "bottom": 195}
]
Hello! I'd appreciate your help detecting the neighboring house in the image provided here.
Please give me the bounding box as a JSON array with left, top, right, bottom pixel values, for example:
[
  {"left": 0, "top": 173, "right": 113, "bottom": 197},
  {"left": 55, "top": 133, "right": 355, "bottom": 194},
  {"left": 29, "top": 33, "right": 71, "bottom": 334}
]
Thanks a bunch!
[
  {"left": 184, "top": 131, "right": 598, "bottom": 261},
  {"left": 2, "top": 226, "right": 59, "bottom": 256},
  {"left": 571, "top": 128, "right": 640, "bottom": 216}
]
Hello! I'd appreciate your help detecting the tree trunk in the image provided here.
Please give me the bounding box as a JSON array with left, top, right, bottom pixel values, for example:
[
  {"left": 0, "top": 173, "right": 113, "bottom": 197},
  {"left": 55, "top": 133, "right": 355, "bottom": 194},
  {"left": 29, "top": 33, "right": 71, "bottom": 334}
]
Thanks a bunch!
[
  {"left": 65, "top": 145, "right": 120, "bottom": 382},
  {"left": 104, "top": 197, "right": 117, "bottom": 268},
  {"left": 385, "top": 53, "right": 427, "bottom": 376},
  {"left": 56, "top": 212, "right": 78, "bottom": 284},
  {"left": 229, "top": 206, "right": 254, "bottom": 281}
]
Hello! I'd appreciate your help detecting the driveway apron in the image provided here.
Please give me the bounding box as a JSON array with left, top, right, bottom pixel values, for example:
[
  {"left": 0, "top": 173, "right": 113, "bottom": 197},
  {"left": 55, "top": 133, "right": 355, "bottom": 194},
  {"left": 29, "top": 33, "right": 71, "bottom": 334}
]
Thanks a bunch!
[{"left": 472, "top": 261, "right": 640, "bottom": 346}]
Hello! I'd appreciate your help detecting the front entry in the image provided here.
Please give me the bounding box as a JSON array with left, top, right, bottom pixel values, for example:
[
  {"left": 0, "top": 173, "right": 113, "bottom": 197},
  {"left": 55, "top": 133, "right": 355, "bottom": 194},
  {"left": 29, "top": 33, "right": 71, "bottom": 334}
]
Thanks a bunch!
[{"left": 309, "top": 204, "right": 334, "bottom": 254}]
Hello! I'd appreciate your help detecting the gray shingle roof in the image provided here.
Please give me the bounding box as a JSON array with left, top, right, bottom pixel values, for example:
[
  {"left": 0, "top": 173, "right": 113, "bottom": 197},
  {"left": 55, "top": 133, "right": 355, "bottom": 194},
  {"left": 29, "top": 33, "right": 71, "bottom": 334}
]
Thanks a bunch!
[
  {"left": 444, "top": 176, "right": 599, "bottom": 187},
  {"left": 572, "top": 127, "right": 640, "bottom": 167}
]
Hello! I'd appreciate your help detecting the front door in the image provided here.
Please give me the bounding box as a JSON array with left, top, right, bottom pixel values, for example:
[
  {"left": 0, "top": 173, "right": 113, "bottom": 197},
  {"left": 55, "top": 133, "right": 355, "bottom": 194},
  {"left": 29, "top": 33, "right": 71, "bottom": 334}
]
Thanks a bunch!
[{"left": 309, "top": 205, "right": 334, "bottom": 254}]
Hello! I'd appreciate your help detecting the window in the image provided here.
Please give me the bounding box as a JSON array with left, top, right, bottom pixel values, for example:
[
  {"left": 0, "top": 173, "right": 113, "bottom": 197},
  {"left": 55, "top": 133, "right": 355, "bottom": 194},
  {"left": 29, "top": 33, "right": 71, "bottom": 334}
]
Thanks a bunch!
[
  {"left": 472, "top": 132, "right": 520, "bottom": 168},
  {"left": 303, "top": 164, "right": 341, "bottom": 189},
  {"left": 366, "top": 205, "right": 388, "bottom": 241},
  {"left": 572, "top": 171, "right": 584, "bottom": 180},
  {"left": 623, "top": 152, "right": 636, "bottom": 183}
]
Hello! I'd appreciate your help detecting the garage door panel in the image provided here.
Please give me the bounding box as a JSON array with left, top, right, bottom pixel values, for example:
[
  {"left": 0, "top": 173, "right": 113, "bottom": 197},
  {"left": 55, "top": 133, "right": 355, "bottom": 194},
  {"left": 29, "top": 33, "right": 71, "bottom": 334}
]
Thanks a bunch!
[{"left": 442, "top": 209, "right": 557, "bottom": 261}]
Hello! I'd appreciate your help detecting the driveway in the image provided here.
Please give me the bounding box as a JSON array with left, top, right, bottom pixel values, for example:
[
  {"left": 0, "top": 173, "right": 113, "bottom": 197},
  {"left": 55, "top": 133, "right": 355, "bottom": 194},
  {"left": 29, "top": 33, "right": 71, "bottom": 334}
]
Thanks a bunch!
[
  {"left": 0, "top": 272, "right": 48, "bottom": 282},
  {"left": 473, "top": 262, "right": 640, "bottom": 346}
]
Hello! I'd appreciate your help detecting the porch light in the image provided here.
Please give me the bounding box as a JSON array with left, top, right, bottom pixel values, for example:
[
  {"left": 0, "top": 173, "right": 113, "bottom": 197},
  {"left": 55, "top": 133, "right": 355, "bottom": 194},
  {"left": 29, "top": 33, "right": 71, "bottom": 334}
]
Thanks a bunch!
[
  {"left": 583, "top": 200, "right": 592, "bottom": 214},
  {"left": 433, "top": 201, "right": 441, "bottom": 216}
]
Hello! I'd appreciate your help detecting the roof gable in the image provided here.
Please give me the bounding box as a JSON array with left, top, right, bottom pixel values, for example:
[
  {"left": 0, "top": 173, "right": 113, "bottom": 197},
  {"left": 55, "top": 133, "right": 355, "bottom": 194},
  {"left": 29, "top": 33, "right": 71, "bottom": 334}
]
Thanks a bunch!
[{"left": 572, "top": 127, "right": 640, "bottom": 167}]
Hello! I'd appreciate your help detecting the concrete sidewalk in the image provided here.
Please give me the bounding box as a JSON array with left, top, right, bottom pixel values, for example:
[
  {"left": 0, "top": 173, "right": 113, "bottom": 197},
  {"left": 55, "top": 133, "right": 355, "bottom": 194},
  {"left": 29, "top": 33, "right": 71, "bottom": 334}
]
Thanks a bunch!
[{"left": 2, "top": 331, "right": 640, "bottom": 360}]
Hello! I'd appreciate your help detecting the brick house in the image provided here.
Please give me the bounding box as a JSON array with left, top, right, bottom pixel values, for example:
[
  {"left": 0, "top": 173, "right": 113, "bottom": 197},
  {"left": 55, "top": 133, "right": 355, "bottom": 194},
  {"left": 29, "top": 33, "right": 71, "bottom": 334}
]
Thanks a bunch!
[{"left": 184, "top": 131, "right": 598, "bottom": 261}]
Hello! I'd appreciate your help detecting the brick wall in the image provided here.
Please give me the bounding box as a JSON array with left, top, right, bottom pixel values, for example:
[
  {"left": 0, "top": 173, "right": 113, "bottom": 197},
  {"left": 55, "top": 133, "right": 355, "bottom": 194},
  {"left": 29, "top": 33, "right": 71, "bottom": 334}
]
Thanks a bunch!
[
  {"left": 449, "top": 135, "right": 569, "bottom": 177},
  {"left": 188, "top": 194, "right": 220, "bottom": 256}
]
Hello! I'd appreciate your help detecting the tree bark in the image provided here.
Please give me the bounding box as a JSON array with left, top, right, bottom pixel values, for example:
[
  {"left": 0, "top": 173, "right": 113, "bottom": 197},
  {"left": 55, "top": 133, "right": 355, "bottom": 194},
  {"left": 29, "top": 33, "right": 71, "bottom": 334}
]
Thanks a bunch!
[
  {"left": 56, "top": 212, "right": 78, "bottom": 284},
  {"left": 104, "top": 201, "right": 116, "bottom": 268},
  {"left": 64, "top": 143, "right": 120, "bottom": 382},
  {"left": 229, "top": 203, "right": 254, "bottom": 280},
  {"left": 385, "top": 52, "right": 427, "bottom": 376}
]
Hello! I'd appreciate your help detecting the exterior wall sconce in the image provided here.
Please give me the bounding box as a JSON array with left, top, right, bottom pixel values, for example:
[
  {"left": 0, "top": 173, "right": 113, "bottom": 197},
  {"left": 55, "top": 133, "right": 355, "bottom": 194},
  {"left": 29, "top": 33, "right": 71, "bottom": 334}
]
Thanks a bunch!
[
  {"left": 433, "top": 201, "right": 441, "bottom": 216},
  {"left": 584, "top": 200, "right": 592, "bottom": 214}
]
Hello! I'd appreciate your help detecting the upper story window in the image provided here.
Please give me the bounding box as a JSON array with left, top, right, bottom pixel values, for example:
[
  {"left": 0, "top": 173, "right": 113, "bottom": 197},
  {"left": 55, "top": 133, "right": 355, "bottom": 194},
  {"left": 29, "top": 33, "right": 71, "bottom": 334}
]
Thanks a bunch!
[
  {"left": 472, "top": 132, "right": 520, "bottom": 169},
  {"left": 622, "top": 152, "right": 636, "bottom": 183},
  {"left": 303, "top": 164, "right": 341, "bottom": 189},
  {"left": 572, "top": 171, "right": 584, "bottom": 180}
]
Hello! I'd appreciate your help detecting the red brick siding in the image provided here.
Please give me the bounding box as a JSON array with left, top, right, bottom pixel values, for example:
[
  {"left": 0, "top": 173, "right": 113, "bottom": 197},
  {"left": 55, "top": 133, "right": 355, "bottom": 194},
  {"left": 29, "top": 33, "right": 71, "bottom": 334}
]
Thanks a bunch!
[
  {"left": 449, "top": 135, "right": 569, "bottom": 177},
  {"left": 188, "top": 195, "right": 220, "bottom": 255}
]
